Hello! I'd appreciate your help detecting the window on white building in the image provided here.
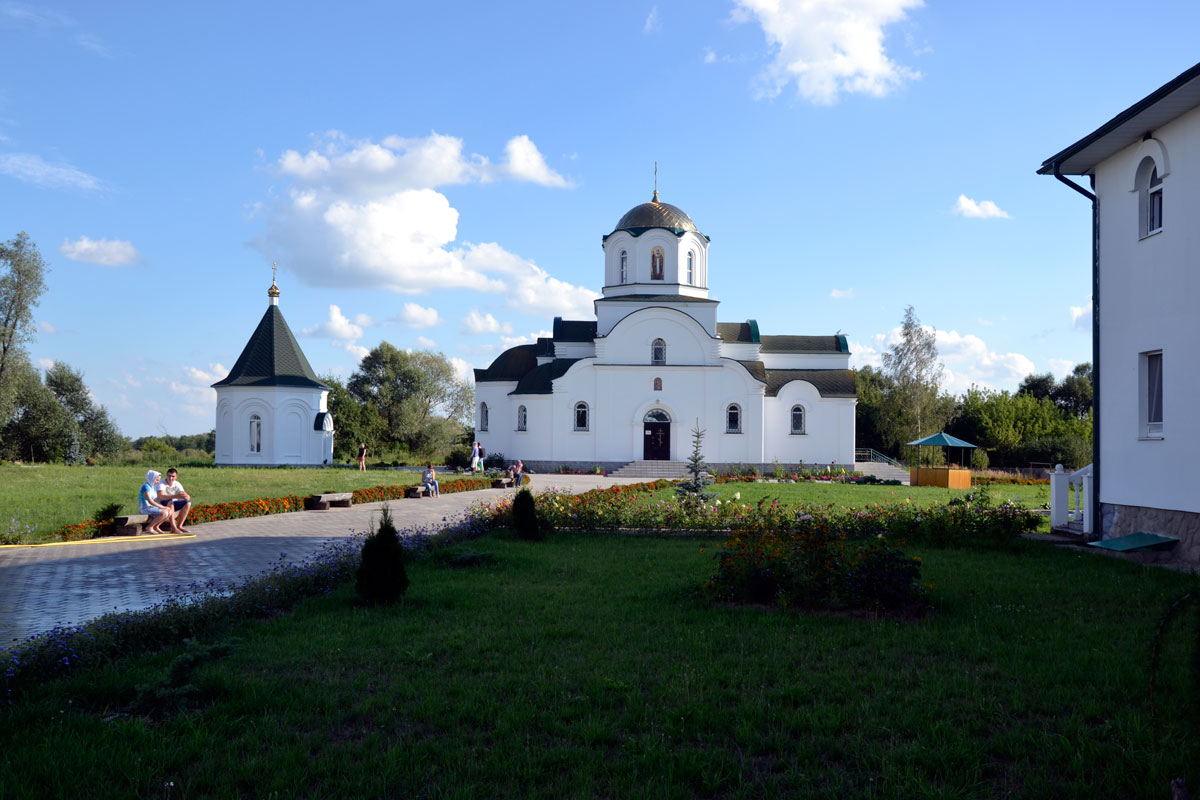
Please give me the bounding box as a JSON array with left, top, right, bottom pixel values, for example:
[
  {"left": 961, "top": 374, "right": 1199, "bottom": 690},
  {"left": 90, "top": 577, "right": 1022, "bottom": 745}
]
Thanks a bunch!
[
  {"left": 791, "top": 405, "right": 806, "bottom": 435},
  {"left": 1141, "top": 350, "right": 1163, "bottom": 437},
  {"left": 249, "top": 414, "right": 262, "bottom": 453},
  {"left": 574, "top": 402, "right": 589, "bottom": 431},
  {"left": 726, "top": 404, "right": 741, "bottom": 433},
  {"left": 619, "top": 250, "right": 627, "bottom": 283},
  {"left": 651, "top": 338, "right": 666, "bottom": 365},
  {"left": 686, "top": 251, "right": 694, "bottom": 284},
  {"left": 1137, "top": 156, "right": 1164, "bottom": 238},
  {"left": 517, "top": 405, "right": 527, "bottom": 431},
  {"left": 479, "top": 402, "right": 489, "bottom": 432}
]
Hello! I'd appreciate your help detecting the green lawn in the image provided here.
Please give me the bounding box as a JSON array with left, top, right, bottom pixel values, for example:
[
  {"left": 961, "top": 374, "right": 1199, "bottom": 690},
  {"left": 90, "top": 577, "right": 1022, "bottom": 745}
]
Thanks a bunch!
[
  {"left": 0, "top": 464, "right": 423, "bottom": 543},
  {"left": 2, "top": 531, "right": 1195, "bottom": 798}
]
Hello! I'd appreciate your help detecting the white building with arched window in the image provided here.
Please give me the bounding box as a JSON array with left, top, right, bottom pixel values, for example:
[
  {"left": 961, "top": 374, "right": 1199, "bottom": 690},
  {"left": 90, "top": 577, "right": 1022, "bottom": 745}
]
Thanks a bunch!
[
  {"left": 473, "top": 191, "right": 856, "bottom": 472},
  {"left": 212, "top": 277, "right": 335, "bottom": 466}
]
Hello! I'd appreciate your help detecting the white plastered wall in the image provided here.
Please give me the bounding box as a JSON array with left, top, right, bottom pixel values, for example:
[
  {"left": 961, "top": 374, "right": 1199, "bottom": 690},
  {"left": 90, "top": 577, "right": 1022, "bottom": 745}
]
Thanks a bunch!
[{"left": 1093, "top": 105, "right": 1200, "bottom": 514}]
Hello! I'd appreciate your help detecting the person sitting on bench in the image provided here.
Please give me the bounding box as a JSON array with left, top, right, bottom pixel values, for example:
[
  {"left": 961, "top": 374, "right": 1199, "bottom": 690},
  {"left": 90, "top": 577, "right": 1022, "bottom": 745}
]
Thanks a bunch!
[
  {"left": 508, "top": 459, "right": 524, "bottom": 488},
  {"left": 422, "top": 463, "right": 440, "bottom": 497}
]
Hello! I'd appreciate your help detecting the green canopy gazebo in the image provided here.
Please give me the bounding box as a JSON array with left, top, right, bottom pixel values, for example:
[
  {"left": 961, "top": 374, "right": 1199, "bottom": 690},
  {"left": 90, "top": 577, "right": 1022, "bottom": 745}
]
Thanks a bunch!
[{"left": 906, "top": 432, "right": 978, "bottom": 488}]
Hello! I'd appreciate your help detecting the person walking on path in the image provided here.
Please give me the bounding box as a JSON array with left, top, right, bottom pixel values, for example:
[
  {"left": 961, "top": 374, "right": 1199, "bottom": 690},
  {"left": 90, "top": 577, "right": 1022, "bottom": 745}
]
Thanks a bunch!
[
  {"left": 357, "top": 442, "right": 367, "bottom": 471},
  {"left": 470, "top": 441, "right": 481, "bottom": 473},
  {"left": 157, "top": 467, "right": 193, "bottom": 533},
  {"left": 139, "top": 470, "right": 181, "bottom": 534}
]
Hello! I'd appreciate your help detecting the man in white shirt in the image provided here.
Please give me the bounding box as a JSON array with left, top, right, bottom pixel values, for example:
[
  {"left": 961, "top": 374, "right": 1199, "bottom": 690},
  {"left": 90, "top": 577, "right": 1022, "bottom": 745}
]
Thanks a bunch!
[{"left": 157, "top": 468, "right": 193, "bottom": 533}]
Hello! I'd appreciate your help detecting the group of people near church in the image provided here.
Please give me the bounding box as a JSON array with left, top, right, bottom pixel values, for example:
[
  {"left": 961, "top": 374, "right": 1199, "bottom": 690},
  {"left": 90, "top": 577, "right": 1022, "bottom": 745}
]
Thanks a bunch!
[{"left": 138, "top": 468, "right": 193, "bottom": 534}]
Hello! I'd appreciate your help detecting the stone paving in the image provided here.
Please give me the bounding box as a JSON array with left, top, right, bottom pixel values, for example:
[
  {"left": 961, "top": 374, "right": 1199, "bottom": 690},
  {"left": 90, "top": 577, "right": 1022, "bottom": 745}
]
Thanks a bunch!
[{"left": 0, "top": 474, "right": 638, "bottom": 651}]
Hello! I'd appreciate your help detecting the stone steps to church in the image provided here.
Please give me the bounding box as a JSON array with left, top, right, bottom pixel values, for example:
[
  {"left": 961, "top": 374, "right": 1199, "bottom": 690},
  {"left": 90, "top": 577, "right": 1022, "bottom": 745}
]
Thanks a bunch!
[
  {"left": 853, "top": 461, "right": 911, "bottom": 485},
  {"left": 609, "top": 460, "right": 689, "bottom": 479}
]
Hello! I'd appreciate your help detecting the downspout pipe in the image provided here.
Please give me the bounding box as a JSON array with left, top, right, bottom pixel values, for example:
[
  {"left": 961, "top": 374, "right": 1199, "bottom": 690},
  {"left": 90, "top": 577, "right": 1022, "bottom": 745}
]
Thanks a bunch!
[{"left": 1052, "top": 161, "right": 1100, "bottom": 538}]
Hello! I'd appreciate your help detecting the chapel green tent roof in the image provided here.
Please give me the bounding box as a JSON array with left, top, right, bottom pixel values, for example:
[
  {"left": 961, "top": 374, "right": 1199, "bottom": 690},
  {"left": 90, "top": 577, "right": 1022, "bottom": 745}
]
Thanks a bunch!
[
  {"left": 906, "top": 432, "right": 977, "bottom": 448},
  {"left": 212, "top": 305, "right": 329, "bottom": 390}
]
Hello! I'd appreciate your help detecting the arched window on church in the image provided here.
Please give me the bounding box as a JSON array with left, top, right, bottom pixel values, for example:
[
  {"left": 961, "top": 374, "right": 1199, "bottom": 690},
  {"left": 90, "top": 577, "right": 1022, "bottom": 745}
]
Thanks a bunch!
[
  {"left": 653, "top": 377, "right": 662, "bottom": 391},
  {"left": 479, "top": 402, "right": 489, "bottom": 432},
  {"left": 791, "top": 405, "right": 806, "bottom": 435},
  {"left": 574, "top": 402, "right": 589, "bottom": 431},
  {"left": 686, "top": 251, "right": 694, "bottom": 284},
  {"left": 651, "top": 247, "right": 664, "bottom": 280},
  {"left": 249, "top": 414, "right": 262, "bottom": 453},
  {"left": 726, "top": 404, "right": 741, "bottom": 433},
  {"left": 517, "top": 405, "right": 527, "bottom": 431},
  {"left": 619, "top": 250, "right": 628, "bottom": 283},
  {"left": 651, "top": 338, "right": 666, "bottom": 365}
]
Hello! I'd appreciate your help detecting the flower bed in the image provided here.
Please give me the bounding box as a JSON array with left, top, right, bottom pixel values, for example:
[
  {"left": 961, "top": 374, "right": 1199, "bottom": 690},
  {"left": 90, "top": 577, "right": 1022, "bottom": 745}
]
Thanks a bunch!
[{"left": 51, "top": 475, "right": 513, "bottom": 542}]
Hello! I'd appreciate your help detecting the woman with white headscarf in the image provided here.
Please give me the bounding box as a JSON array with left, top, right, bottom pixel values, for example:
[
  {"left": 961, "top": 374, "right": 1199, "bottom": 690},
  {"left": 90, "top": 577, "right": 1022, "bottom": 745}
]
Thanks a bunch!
[{"left": 139, "top": 470, "right": 180, "bottom": 534}]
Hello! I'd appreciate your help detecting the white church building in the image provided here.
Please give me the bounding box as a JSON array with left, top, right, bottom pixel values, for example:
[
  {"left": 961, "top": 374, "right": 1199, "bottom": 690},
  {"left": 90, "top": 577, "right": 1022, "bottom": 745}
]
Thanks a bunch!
[
  {"left": 474, "top": 192, "right": 857, "bottom": 472},
  {"left": 212, "top": 276, "right": 335, "bottom": 466}
]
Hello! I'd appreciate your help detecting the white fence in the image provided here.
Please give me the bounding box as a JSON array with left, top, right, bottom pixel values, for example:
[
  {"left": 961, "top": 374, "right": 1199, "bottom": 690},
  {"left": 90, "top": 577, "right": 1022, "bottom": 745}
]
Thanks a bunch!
[{"left": 1050, "top": 463, "right": 1092, "bottom": 535}]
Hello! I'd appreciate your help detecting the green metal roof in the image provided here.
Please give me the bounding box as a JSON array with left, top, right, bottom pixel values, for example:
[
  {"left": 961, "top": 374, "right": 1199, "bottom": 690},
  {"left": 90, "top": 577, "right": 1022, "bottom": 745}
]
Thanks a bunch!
[
  {"left": 509, "top": 359, "right": 580, "bottom": 395},
  {"left": 762, "top": 369, "right": 856, "bottom": 398},
  {"left": 907, "top": 432, "right": 977, "bottom": 448},
  {"left": 552, "top": 318, "right": 597, "bottom": 341},
  {"left": 212, "top": 306, "right": 329, "bottom": 390},
  {"left": 473, "top": 344, "right": 538, "bottom": 383},
  {"left": 717, "top": 321, "right": 760, "bottom": 343},
  {"left": 759, "top": 335, "right": 849, "bottom": 354}
]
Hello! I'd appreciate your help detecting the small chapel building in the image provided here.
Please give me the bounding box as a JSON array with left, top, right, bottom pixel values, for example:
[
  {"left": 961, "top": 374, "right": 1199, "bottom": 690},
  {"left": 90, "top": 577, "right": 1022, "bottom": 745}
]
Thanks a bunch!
[
  {"left": 474, "top": 192, "right": 857, "bottom": 472},
  {"left": 212, "top": 276, "right": 335, "bottom": 466}
]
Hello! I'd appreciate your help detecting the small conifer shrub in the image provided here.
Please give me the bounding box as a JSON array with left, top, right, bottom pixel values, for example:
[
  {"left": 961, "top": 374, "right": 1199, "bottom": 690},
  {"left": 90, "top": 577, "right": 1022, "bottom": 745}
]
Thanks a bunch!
[
  {"left": 355, "top": 506, "right": 409, "bottom": 605},
  {"left": 675, "top": 422, "right": 716, "bottom": 508},
  {"left": 512, "top": 487, "right": 541, "bottom": 541}
]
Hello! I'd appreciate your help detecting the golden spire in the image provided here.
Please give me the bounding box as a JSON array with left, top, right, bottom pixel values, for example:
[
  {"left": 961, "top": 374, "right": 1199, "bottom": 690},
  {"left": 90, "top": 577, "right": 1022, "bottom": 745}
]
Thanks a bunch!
[
  {"left": 652, "top": 161, "right": 658, "bottom": 203},
  {"left": 268, "top": 261, "right": 280, "bottom": 298}
]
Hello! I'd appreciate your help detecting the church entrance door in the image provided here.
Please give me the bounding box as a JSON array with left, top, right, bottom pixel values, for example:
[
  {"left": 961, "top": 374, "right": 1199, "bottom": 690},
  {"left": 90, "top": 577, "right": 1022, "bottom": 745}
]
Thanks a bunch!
[{"left": 643, "top": 409, "right": 671, "bottom": 461}]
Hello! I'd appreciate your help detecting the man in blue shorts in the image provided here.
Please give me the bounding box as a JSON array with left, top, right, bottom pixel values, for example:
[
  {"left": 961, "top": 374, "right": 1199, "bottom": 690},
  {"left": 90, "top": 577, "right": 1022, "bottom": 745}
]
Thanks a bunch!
[{"left": 157, "top": 467, "right": 193, "bottom": 533}]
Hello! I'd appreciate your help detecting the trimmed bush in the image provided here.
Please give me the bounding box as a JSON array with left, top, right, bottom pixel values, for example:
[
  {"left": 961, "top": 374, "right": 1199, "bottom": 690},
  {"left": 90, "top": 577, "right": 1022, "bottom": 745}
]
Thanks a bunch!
[
  {"left": 512, "top": 488, "right": 541, "bottom": 541},
  {"left": 355, "top": 506, "right": 409, "bottom": 605}
]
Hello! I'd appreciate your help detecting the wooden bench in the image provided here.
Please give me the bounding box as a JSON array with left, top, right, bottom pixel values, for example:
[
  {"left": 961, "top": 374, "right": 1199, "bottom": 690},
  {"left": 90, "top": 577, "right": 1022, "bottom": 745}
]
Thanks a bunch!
[
  {"left": 112, "top": 515, "right": 150, "bottom": 536},
  {"left": 405, "top": 485, "right": 431, "bottom": 499},
  {"left": 492, "top": 477, "right": 514, "bottom": 489},
  {"left": 304, "top": 492, "right": 354, "bottom": 511}
]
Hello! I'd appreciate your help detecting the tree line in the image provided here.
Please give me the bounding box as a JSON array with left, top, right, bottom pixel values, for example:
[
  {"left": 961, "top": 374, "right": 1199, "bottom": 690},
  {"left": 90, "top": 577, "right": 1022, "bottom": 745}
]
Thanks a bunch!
[
  {"left": 856, "top": 306, "right": 1093, "bottom": 469},
  {"left": 321, "top": 342, "right": 474, "bottom": 463},
  {"left": 0, "top": 232, "right": 125, "bottom": 462}
]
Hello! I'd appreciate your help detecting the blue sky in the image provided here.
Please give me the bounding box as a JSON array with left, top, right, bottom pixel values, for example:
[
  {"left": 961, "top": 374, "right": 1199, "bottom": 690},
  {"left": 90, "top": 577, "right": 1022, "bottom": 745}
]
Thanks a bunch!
[{"left": 2, "top": 0, "right": 1197, "bottom": 439}]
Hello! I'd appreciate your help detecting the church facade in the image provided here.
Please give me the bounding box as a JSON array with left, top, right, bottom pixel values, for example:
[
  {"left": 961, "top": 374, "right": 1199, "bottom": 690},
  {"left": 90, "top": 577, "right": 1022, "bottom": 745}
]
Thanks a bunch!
[
  {"left": 212, "top": 278, "right": 335, "bottom": 466},
  {"left": 474, "top": 193, "right": 856, "bottom": 471}
]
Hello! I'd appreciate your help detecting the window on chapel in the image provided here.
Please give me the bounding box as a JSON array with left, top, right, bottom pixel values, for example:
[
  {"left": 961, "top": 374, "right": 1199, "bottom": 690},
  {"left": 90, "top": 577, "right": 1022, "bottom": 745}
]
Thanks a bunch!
[
  {"left": 791, "top": 405, "right": 806, "bottom": 435},
  {"left": 686, "top": 251, "right": 694, "bottom": 284},
  {"left": 249, "top": 414, "right": 262, "bottom": 453},
  {"left": 479, "top": 402, "right": 489, "bottom": 432},
  {"left": 651, "top": 338, "right": 666, "bottom": 366},
  {"left": 517, "top": 405, "right": 527, "bottom": 432},
  {"left": 726, "top": 404, "right": 741, "bottom": 433},
  {"left": 619, "top": 250, "right": 627, "bottom": 283},
  {"left": 574, "top": 402, "right": 589, "bottom": 431}
]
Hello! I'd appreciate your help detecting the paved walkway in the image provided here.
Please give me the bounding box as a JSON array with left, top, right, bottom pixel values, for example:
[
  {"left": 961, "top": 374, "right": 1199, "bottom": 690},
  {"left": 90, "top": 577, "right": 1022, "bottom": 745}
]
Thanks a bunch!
[{"left": 0, "top": 475, "right": 639, "bottom": 651}]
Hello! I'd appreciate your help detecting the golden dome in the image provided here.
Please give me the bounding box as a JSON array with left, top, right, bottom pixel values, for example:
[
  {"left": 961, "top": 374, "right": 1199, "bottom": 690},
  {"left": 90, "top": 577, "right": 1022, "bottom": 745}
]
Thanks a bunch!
[{"left": 612, "top": 192, "right": 698, "bottom": 235}]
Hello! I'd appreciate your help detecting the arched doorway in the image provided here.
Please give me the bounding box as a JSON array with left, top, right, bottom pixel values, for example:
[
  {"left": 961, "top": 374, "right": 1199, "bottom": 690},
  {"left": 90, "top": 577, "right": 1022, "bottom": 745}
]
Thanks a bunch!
[{"left": 643, "top": 409, "right": 671, "bottom": 460}]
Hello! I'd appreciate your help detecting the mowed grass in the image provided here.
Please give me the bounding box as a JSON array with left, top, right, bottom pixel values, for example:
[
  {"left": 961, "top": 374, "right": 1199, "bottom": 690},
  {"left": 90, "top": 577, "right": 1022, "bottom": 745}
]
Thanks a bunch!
[
  {"left": 0, "top": 464, "right": 422, "bottom": 543},
  {"left": 2, "top": 531, "right": 1196, "bottom": 798}
]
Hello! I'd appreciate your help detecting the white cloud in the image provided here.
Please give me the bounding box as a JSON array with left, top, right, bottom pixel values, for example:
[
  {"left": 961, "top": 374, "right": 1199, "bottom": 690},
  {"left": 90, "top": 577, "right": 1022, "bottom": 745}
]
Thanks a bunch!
[
  {"left": 345, "top": 343, "right": 369, "bottom": 362},
  {"left": 1070, "top": 298, "right": 1092, "bottom": 331},
  {"left": 953, "top": 194, "right": 1010, "bottom": 219},
  {"left": 462, "top": 309, "right": 512, "bottom": 335},
  {"left": 37, "top": 357, "right": 55, "bottom": 370},
  {"left": 0, "top": 153, "right": 101, "bottom": 191},
  {"left": 38, "top": 320, "right": 57, "bottom": 334},
  {"left": 704, "top": 47, "right": 717, "bottom": 64},
  {"left": 170, "top": 362, "right": 228, "bottom": 407},
  {"left": 977, "top": 317, "right": 993, "bottom": 327},
  {"left": 734, "top": 0, "right": 923, "bottom": 104},
  {"left": 258, "top": 131, "right": 591, "bottom": 313},
  {"left": 644, "top": 5, "right": 661, "bottom": 33},
  {"left": 502, "top": 135, "right": 571, "bottom": 187},
  {"left": 302, "top": 305, "right": 363, "bottom": 340},
  {"left": 450, "top": 356, "right": 474, "bottom": 385},
  {"left": 59, "top": 235, "right": 139, "bottom": 265},
  {"left": 1048, "top": 358, "right": 1075, "bottom": 377},
  {"left": 396, "top": 302, "right": 440, "bottom": 328},
  {"left": 462, "top": 242, "right": 599, "bottom": 319},
  {"left": 416, "top": 335, "right": 437, "bottom": 348},
  {"left": 830, "top": 288, "right": 854, "bottom": 299},
  {"left": 852, "top": 327, "right": 1034, "bottom": 394}
]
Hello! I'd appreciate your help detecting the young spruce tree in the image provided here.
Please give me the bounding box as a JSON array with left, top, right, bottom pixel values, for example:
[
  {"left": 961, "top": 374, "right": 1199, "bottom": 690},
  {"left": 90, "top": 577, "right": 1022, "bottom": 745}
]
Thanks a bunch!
[{"left": 675, "top": 421, "right": 716, "bottom": 507}]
